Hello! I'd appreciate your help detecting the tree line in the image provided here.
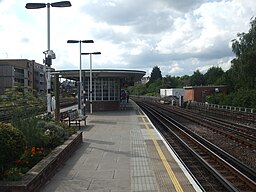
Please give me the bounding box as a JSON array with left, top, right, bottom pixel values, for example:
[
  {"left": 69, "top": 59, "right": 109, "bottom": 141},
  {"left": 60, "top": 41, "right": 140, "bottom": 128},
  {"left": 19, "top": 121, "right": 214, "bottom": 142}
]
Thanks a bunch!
[{"left": 129, "top": 17, "right": 256, "bottom": 109}]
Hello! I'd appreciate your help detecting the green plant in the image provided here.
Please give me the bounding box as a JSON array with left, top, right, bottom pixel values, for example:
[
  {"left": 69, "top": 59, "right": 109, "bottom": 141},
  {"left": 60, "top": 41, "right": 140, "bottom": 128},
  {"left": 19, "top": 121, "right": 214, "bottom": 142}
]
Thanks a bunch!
[
  {"left": 55, "top": 121, "right": 77, "bottom": 136},
  {"left": 0, "top": 122, "right": 26, "bottom": 179},
  {"left": 0, "top": 86, "right": 46, "bottom": 123},
  {"left": 12, "top": 116, "right": 49, "bottom": 149},
  {"left": 3, "top": 167, "right": 23, "bottom": 181},
  {"left": 36, "top": 120, "right": 69, "bottom": 149},
  {"left": 18, "top": 146, "right": 48, "bottom": 169}
]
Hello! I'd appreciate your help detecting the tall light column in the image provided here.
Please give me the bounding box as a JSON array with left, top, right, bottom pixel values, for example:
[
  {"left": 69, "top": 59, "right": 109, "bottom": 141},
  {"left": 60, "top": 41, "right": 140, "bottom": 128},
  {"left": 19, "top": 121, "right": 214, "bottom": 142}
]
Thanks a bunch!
[
  {"left": 26, "top": 1, "right": 71, "bottom": 114},
  {"left": 67, "top": 40, "right": 94, "bottom": 116},
  {"left": 81, "top": 52, "right": 101, "bottom": 114}
]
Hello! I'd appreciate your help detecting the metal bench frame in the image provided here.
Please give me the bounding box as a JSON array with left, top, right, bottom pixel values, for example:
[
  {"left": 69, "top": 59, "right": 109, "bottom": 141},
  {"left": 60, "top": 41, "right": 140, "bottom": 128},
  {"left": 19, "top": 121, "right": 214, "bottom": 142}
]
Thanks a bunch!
[{"left": 61, "top": 109, "right": 87, "bottom": 129}]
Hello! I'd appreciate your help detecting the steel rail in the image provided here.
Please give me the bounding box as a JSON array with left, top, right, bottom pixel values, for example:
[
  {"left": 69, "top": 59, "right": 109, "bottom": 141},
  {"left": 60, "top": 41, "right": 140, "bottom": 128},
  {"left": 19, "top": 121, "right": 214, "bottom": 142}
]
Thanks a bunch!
[{"left": 137, "top": 101, "right": 256, "bottom": 191}]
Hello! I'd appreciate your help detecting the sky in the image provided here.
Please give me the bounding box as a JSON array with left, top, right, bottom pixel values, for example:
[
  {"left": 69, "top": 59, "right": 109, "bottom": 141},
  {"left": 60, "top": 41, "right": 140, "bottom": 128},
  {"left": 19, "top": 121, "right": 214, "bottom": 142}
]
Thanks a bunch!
[{"left": 0, "top": 0, "right": 255, "bottom": 77}]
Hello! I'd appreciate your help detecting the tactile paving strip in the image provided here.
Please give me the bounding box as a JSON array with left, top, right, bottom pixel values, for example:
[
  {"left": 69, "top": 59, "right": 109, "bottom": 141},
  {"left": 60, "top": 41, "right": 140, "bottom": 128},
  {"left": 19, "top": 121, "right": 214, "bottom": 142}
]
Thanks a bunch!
[{"left": 131, "top": 126, "right": 160, "bottom": 192}]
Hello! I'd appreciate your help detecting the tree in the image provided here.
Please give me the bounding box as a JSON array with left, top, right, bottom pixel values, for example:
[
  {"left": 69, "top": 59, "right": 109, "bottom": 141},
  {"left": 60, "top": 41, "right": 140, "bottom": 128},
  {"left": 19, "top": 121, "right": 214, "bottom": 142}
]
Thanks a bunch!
[
  {"left": 231, "top": 17, "right": 256, "bottom": 89},
  {"left": 190, "top": 70, "right": 206, "bottom": 86},
  {"left": 146, "top": 79, "right": 162, "bottom": 96},
  {"left": 162, "top": 75, "right": 179, "bottom": 88},
  {"left": 148, "top": 66, "right": 162, "bottom": 84},
  {"left": 205, "top": 66, "right": 224, "bottom": 85},
  {"left": 128, "top": 83, "right": 147, "bottom": 96}
]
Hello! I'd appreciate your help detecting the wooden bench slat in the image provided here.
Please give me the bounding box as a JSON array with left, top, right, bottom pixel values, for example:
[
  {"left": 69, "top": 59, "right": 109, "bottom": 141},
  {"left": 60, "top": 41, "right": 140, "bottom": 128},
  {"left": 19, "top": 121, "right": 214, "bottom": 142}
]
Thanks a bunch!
[{"left": 60, "top": 109, "right": 87, "bottom": 129}]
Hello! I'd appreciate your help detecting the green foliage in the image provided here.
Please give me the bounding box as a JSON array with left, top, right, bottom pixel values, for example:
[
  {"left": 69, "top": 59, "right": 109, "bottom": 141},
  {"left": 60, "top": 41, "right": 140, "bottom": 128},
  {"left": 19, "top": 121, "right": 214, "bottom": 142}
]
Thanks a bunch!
[
  {"left": 0, "top": 86, "right": 46, "bottom": 121},
  {"left": 204, "top": 66, "right": 224, "bottom": 85},
  {"left": 231, "top": 17, "right": 256, "bottom": 89},
  {"left": 2, "top": 167, "right": 23, "bottom": 181},
  {"left": 0, "top": 86, "right": 76, "bottom": 181},
  {"left": 128, "top": 82, "right": 147, "bottom": 96},
  {"left": 36, "top": 120, "right": 69, "bottom": 149},
  {"left": 12, "top": 116, "right": 49, "bottom": 149},
  {"left": 0, "top": 122, "right": 26, "bottom": 178},
  {"left": 162, "top": 75, "right": 180, "bottom": 88},
  {"left": 55, "top": 121, "right": 77, "bottom": 136},
  {"left": 207, "top": 88, "right": 256, "bottom": 109},
  {"left": 148, "top": 66, "right": 162, "bottom": 83},
  {"left": 146, "top": 79, "right": 162, "bottom": 96},
  {"left": 190, "top": 70, "right": 206, "bottom": 86}
]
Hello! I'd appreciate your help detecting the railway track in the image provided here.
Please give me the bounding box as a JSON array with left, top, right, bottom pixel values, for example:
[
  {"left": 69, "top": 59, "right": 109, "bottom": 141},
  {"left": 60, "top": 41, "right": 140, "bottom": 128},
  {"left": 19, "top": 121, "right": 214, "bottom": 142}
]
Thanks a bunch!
[
  {"left": 189, "top": 103, "right": 256, "bottom": 126},
  {"left": 134, "top": 99, "right": 256, "bottom": 191},
  {"left": 0, "top": 98, "right": 77, "bottom": 122},
  {"left": 151, "top": 102, "right": 256, "bottom": 148}
]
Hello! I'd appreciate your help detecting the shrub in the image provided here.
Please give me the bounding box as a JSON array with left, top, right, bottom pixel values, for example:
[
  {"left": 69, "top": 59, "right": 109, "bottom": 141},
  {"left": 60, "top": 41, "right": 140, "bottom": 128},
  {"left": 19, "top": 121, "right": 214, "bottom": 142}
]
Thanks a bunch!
[
  {"left": 0, "top": 122, "right": 26, "bottom": 178},
  {"left": 12, "top": 116, "right": 49, "bottom": 149},
  {"left": 55, "top": 121, "right": 77, "bottom": 136},
  {"left": 36, "top": 120, "right": 69, "bottom": 149}
]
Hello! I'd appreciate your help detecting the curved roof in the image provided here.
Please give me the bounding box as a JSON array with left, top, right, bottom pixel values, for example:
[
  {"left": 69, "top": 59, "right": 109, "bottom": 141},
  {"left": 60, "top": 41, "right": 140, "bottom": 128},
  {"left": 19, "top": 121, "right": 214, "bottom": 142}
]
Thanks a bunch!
[{"left": 54, "top": 69, "right": 146, "bottom": 82}]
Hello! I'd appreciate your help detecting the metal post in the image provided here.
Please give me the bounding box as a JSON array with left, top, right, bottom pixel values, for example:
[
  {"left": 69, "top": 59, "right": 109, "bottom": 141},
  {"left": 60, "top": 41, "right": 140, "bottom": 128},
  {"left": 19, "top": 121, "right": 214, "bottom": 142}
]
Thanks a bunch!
[
  {"left": 26, "top": 1, "right": 71, "bottom": 114},
  {"left": 46, "top": 3, "right": 51, "bottom": 113},
  {"left": 90, "top": 53, "right": 92, "bottom": 114},
  {"left": 78, "top": 41, "right": 82, "bottom": 116},
  {"left": 54, "top": 74, "right": 60, "bottom": 121}
]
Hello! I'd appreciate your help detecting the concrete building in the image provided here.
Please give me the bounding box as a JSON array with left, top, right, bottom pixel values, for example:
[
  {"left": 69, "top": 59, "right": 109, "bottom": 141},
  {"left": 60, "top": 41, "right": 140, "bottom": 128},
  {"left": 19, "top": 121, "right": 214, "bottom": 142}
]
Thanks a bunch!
[
  {"left": 0, "top": 59, "right": 51, "bottom": 95},
  {"left": 57, "top": 69, "right": 146, "bottom": 111},
  {"left": 184, "top": 85, "right": 228, "bottom": 102},
  {"left": 160, "top": 88, "right": 184, "bottom": 98}
]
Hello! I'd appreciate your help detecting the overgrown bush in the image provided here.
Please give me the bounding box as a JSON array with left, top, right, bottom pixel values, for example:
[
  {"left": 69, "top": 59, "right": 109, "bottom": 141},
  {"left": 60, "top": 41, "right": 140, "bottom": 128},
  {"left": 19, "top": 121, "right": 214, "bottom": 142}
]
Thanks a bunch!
[
  {"left": 0, "top": 86, "right": 77, "bottom": 181},
  {"left": 36, "top": 120, "right": 69, "bottom": 149},
  {"left": 206, "top": 88, "right": 256, "bottom": 109},
  {"left": 12, "top": 116, "right": 49, "bottom": 149},
  {"left": 0, "top": 122, "right": 26, "bottom": 179}
]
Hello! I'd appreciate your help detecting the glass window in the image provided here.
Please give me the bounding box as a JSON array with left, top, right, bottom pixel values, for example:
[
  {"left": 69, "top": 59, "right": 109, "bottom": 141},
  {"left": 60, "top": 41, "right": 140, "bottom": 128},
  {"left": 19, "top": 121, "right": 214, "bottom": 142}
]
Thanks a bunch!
[
  {"left": 103, "top": 78, "right": 108, "bottom": 100},
  {"left": 84, "top": 77, "right": 120, "bottom": 101},
  {"left": 95, "top": 78, "right": 102, "bottom": 100}
]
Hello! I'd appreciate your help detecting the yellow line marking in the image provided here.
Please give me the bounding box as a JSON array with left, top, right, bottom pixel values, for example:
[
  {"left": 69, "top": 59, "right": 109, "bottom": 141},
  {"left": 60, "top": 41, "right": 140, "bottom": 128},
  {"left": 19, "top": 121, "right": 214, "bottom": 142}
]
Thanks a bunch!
[{"left": 139, "top": 110, "right": 184, "bottom": 192}]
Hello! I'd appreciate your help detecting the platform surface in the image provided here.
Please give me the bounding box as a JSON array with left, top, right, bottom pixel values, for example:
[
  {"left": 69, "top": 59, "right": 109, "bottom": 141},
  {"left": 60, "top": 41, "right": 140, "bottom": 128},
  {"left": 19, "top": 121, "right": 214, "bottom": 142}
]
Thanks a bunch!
[{"left": 41, "top": 101, "right": 201, "bottom": 192}]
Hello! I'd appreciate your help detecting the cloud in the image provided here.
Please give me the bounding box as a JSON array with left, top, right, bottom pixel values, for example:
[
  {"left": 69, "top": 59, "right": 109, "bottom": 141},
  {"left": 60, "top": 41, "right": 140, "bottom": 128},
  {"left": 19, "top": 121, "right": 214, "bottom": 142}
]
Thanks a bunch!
[{"left": 1, "top": 0, "right": 256, "bottom": 78}]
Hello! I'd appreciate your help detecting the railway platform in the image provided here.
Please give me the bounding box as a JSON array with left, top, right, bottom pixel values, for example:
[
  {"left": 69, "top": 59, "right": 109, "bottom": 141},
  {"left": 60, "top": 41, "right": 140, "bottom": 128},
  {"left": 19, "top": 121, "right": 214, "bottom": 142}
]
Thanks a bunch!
[{"left": 41, "top": 100, "right": 202, "bottom": 192}]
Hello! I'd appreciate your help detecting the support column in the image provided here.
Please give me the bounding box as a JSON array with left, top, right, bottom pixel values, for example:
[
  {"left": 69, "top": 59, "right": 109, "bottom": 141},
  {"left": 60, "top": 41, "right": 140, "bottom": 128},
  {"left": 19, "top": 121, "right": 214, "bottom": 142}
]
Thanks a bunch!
[{"left": 54, "top": 74, "right": 60, "bottom": 121}]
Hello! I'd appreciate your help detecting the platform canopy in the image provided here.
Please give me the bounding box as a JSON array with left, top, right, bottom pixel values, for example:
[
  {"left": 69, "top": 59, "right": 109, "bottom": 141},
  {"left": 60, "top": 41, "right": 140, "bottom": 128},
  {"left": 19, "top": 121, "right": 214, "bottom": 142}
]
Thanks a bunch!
[{"left": 53, "top": 69, "right": 146, "bottom": 83}]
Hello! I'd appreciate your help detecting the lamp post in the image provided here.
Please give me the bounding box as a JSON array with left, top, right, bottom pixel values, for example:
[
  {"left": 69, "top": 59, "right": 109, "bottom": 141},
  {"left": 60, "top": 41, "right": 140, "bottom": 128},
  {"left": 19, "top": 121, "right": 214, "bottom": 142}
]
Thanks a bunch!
[
  {"left": 25, "top": 1, "right": 71, "bottom": 114},
  {"left": 67, "top": 40, "right": 94, "bottom": 116},
  {"left": 81, "top": 52, "right": 101, "bottom": 114}
]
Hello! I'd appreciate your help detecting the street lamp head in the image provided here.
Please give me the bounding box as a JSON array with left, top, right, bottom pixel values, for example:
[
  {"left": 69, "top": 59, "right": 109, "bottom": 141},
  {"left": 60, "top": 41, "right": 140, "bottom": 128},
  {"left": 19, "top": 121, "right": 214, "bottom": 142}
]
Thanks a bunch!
[
  {"left": 25, "top": 3, "right": 46, "bottom": 9},
  {"left": 93, "top": 52, "right": 101, "bottom": 55},
  {"left": 67, "top": 40, "right": 94, "bottom": 44},
  {"left": 51, "top": 1, "right": 71, "bottom": 7},
  {"left": 25, "top": 1, "right": 71, "bottom": 9},
  {"left": 67, "top": 40, "right": 80, "bottom": 43},
  {"left": 81, "top": 40, "right": 94, "bottom": 43},
  {"left": 81, "top": 52, "right": 101, "bottom": 55}
]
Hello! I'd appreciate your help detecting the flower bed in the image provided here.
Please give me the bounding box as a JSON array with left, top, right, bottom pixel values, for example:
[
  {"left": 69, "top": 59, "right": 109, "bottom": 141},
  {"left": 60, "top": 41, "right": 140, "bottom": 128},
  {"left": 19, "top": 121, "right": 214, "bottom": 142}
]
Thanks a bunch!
[{"left": 0, "top": 131, "right": 82, "bottom": 192}]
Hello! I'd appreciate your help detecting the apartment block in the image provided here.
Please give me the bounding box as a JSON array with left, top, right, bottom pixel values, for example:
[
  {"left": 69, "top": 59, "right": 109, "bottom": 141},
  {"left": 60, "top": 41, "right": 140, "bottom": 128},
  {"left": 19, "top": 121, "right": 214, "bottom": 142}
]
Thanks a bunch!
[{"left": 0, "top": 59, "right": 51, "bottom": 95}]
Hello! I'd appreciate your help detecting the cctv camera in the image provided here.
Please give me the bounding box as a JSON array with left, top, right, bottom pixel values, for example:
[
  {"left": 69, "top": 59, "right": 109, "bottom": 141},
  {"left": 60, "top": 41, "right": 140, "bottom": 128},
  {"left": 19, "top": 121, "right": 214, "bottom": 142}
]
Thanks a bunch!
[{"left": 46, "top": 50, "right": 56, "bottom": 59}]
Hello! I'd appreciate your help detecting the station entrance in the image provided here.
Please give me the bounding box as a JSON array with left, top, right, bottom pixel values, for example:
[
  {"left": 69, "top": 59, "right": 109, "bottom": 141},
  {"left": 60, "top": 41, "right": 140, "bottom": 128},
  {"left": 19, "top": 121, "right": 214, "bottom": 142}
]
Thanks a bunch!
[{"left": 52, "top": 69, "right": 146, "bottom": 119}]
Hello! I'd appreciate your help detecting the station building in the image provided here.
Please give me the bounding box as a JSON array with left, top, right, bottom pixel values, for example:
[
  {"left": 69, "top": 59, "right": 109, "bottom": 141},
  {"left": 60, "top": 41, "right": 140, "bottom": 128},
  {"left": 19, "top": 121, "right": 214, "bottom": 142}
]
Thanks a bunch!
[
  {"left": 184, "top": 85, "right": 228, "bottom": 102},
  {"left": 55, "top": 69, "right": 146, "bottom": 111}
]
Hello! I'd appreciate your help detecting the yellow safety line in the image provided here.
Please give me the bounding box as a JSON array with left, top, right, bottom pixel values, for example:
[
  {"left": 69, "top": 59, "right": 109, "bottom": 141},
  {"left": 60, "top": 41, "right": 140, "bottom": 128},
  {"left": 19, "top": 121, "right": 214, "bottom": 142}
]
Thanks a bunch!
[{"left": 139, "top": 111, "right": 184, "bottom": 192}]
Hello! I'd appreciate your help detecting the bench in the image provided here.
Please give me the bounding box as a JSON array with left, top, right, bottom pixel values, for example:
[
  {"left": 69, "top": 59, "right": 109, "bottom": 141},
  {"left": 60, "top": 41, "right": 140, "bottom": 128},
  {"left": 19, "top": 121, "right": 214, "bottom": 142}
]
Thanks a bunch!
[{"left": 61, "top": 109, "right": 87, "bottom": 129}]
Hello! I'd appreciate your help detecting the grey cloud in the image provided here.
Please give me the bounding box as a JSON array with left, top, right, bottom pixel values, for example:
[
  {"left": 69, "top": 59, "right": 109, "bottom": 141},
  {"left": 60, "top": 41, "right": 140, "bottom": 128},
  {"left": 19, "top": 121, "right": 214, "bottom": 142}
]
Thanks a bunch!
[
  {"left": 82, "top": 0, "right": 184, "bottom": 26},
  {"left": 21, "top": 38, "right": 29, "bottom": 43},
  {"left": 82, "top": 1, "right": 146, "bottom": 26},
  {"left": 162, "top": 0, "right": 204, "bottom": 12},
  {"left": 194, "top": 37, "right": 234, "bottom": 60},
  {"left": 79, "top": 0, "right": 245, "bottom": 76},
  {"left": 91, "top": 27, "right": 130, "bottom": 43},
  {"left": 133, "top": 11, "right": 174, "bottom": 34}
]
